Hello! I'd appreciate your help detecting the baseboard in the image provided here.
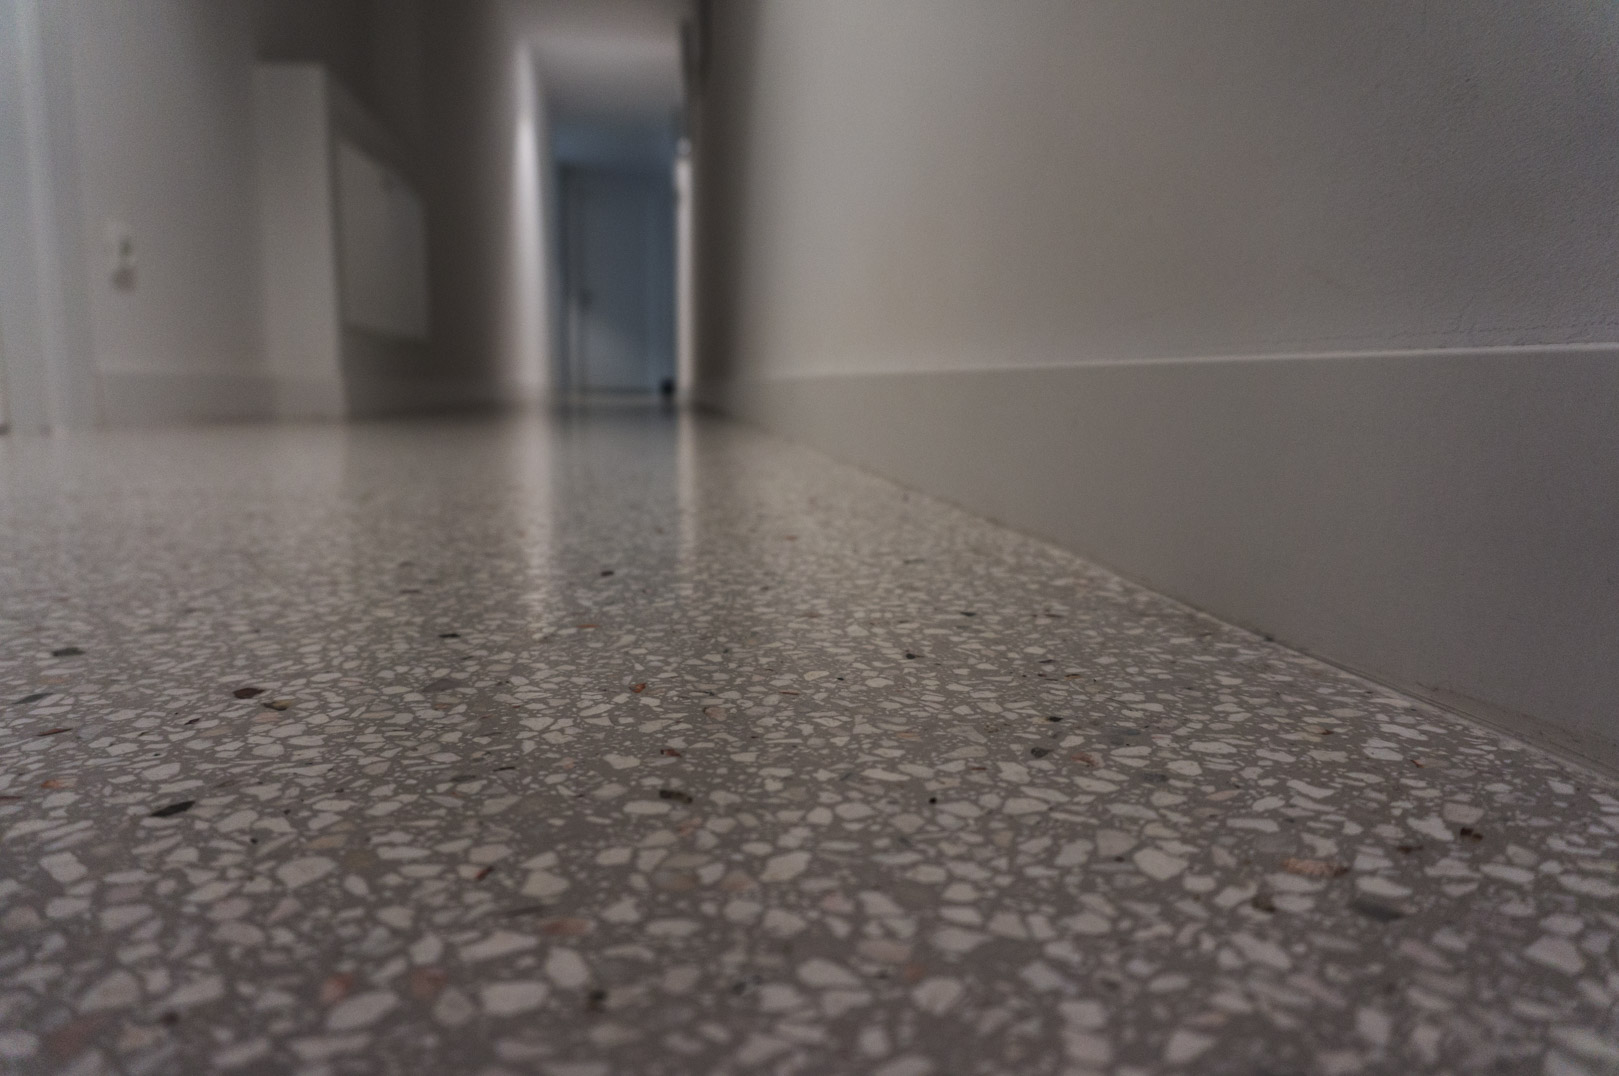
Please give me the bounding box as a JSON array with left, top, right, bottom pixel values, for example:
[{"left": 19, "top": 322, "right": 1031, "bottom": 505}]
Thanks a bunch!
[
  {"left": 343, "top": 371, "right": 516, "bottom": 418},
  {"left": 700, "top": 345, "right": 1619, "bottom": 772},
  {"left": 96, "top": 366, "right": 520, "bottom": 425}
]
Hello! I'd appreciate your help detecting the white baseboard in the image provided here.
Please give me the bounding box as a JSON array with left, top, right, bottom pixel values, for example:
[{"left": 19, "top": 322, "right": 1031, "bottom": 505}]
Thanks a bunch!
[
  {"left": 99, "top": 369, "right": 284, "bottom": 425},
  {"left": 700, "top": 345, "right": 1619, "bottom": 770},
  {"left": 96, "top": 367, "right": 514, "bottom": 425}
]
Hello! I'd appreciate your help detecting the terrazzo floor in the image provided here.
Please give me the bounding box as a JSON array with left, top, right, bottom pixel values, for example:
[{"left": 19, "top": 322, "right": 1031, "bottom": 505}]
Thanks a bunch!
[{"left": 1, "top": 408, "right": 1617, "bottom": 1076}]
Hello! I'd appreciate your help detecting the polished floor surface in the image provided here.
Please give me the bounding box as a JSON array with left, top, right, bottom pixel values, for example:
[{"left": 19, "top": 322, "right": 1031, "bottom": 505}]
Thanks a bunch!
[{"left": 1, "top": 409, "right": 1617, "bottom": 1076}]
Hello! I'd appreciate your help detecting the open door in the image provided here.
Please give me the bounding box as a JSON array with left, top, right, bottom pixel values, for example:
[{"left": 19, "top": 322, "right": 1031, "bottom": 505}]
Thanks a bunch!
[{"left": 562, "top": 167, "right": 674, "bottom": 394}]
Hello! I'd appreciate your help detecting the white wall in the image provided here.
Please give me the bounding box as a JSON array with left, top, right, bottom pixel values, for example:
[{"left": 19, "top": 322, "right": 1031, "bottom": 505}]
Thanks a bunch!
[
  {"left": 68, "top": 1, "right": 270, "bottom": 423},
  {"left": 0, "top": 0, "right": 100, "bottom": 430},
  {"left": 254, "top": 64, "right": 343, "bottom": 416},
  {"left": 398, "top": 0, "right": 556, "bottom": 407},
  {"left": 0, "top": 0, "right": 58, "bottom": 430},
  {"left": 335, "top": 139, "right": 429, "bottom": 341},
  {"left": 699, "top": 1, "right": 1619, "bottom": 378},
  {"left": 0, "top": 0, "right": 456, "bottom": 427},
  {"left": 695, "top": 1, "right": 1619, "bottom": 763}
]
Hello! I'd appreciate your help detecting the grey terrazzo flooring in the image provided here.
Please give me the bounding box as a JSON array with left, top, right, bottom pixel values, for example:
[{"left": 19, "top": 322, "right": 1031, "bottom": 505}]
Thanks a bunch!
[{"left": 1, "top": 408, "right": 1618, "bottom": 1076}]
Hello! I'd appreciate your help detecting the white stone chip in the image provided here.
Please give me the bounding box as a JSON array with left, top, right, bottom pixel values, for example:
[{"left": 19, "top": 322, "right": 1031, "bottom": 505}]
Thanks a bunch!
[
  {"left": 1134, "top": 848, "right": 1188, "bottom": 881},
  {"left": 481, "top": 980, "right": 548, "bottom": 1015},
  {"left": 80, "top": 970, "right": 141, "bottom": 1012},
  {"left": 1525, "top": 935, "right": 1585, "bottom": 976},
  {"left": 522, "top": 870, "right": 569, "bottom": 898},
  {"left": 545, "top": 948, "right": 590, "bottom": 989},
  {"left": 798, "top": 958, "right": 860, "bottom": 988},
  {"left": 0, "top": 1031, "right": 39, "bottom": 1060},
  {"left": 760, "top": 851, "right": 810, "bottom": 882},
  {"left": 327, "top": 991, "right": 396, "bottom": 1031},
  {"left": 911, "top": 976, "right": 964, "bottom": 1015},
  {"left": 276, "top": 857, "right": 335, "bottom": 889},
  {"left": 1164, "top": 1029, "right": 1216, "bottom": 1063},
  {"left": 41, "top": 852, "right": 87, "bottom": 885},
  {"left": 461, "top": 930, "right": 536, "bottom": 962}
]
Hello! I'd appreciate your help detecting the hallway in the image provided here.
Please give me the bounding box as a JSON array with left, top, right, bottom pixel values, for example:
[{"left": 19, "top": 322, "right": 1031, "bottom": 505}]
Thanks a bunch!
[{"left": 1, "top": 410, "right": 1616, "bottom": 1075}]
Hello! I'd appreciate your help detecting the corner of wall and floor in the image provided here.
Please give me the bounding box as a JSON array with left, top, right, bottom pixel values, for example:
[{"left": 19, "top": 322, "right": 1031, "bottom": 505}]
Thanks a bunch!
[{"left": 689, "top": 0, "right": 1619, "bottom": 772}]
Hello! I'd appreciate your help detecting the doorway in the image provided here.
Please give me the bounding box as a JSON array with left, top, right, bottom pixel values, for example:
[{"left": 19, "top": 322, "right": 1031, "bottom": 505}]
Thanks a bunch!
[{"left": 560, "top": 167, "right": 675, "bottom": 395}]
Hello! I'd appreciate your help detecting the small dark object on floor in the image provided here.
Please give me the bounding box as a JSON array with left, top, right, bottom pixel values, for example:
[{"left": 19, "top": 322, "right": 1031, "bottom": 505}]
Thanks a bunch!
[
  {"left": 15, "top": 692, "right": 51, "bottom": 705},
  {"left": 600, "top": 569, "right": 615, "bottom": 577},
  {"left": 51, "top": 647, "right": 84, "bottom": 657},
  {"left": 658, "top": 788, "right": 693, "bottom": 804},
  {"left": 1030, "top": 747, "right": 1051, "bottom": 758},
  {"left": 1350, "top": 897, "right": 1406, "bottom": 922},
  {"left": 232, "top": 687, "right": 264, "bottom": 699},
  {"left": 438, "top": 632, "right": 461, "bottom": 639},
  {"left": 150, "top": 800, "right": 196, "bottom": 818}
]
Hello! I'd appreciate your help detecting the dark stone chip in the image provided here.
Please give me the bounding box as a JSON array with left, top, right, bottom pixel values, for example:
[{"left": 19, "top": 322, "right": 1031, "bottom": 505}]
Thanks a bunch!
[
  {"left": 51, "top": 647, "right": 84, "bottom": 657},
  {"left": 232, "top": 687, "right": 265, "bottom": 699},
  {"left": 150, "top": 800, "right": 196, "bottom": 818},
  {"left": 438, "top": 632, "right": 461, "bottom": 639},
  {"left": 1029, "top": 747, "right": 1051, "bottom": 758},
  {"left": 658, "top": 788, "right": 694, "bottom": 804},
  {"left": 15, "top": 692, "right": 51, "bottom": 705},
  {"left": 1350, "top": 897, "right": 1406, "bottom": 922},
  {"left": 600, "top": 569, "right": 615, "bottom": 577}
]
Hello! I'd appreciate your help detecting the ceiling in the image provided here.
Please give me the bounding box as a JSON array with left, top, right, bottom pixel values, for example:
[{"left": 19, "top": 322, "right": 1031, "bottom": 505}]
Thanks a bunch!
[{"left": 505, "top": 0, "right": 690, "bottom": 126}]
